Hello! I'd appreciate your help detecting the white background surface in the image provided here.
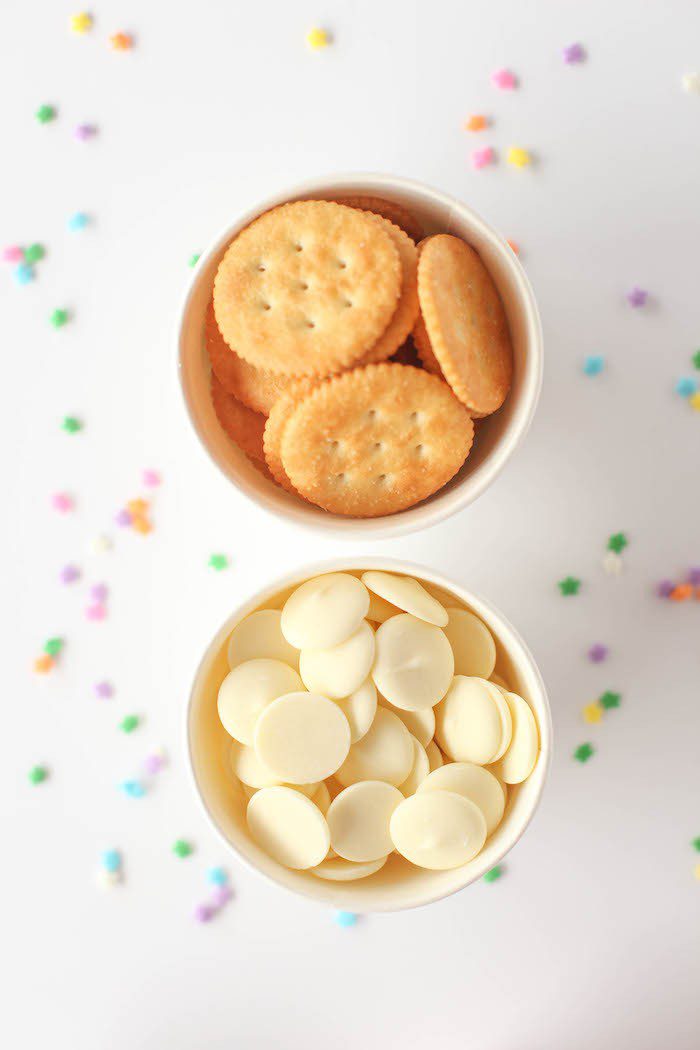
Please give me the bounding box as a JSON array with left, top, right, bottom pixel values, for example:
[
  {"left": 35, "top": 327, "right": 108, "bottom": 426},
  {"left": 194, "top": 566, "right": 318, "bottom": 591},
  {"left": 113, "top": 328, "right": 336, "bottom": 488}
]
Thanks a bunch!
[{"left": 3, "top": 1, "right": 699, "bottom": 1047}]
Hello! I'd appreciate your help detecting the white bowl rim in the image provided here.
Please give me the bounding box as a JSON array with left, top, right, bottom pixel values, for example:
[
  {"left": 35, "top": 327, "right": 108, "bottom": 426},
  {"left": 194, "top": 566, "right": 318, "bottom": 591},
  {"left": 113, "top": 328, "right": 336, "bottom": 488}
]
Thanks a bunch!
[
  {"left": 185, "top": 556, "right": 552, "bottom": 912},
  {"left": 176, "top": 172, "right": 544, "bottom": 540}
]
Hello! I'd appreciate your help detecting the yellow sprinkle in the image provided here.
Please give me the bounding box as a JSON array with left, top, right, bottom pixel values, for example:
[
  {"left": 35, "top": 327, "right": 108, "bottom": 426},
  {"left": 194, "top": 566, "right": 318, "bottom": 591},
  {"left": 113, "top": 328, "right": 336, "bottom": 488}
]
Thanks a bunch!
[
  {"left": 694, "top": 863, "right": 700, "bottom": 881},
  {"left": 689, "top": 391, "right": 700, "bottom": 412},
  {"left": 70, "top": 12, "right": 93, "bottom": 33},
  {"left": 507, "top": 146, "right": 531, "bottom": 168},
  {"left": 583, "top": 702, "right": 603, "bottom": 724},
  {"left": 306, "top": 27, "right": 329, "bottom": 50}
]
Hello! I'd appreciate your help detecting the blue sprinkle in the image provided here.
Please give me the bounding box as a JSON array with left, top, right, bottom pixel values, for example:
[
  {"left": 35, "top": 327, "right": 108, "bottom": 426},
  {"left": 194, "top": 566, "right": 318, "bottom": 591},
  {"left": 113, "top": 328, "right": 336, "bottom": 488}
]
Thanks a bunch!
[
  {"left": 676, "top": 377, "right": 698, "bottom": 398},
  {"left": 207, "top": 866, "right": 228, "bottom": 886},
  {"left": 583, "top": 354, "right": 604, "bottom": 376},
  {"left": 68, "top": 212, "right": 89, "bottom": 232},
  {"left": 14, "top": 262, "right": 34, "bottom": 285},
  {"left": 334, "top": 910, "right": 358, "bottom": 928},
  {"left": 119, "top": 779, "right": 145, "bottom": 798},
  {"left": 101, "top": 849, "right": 121, "bottom": 872}
]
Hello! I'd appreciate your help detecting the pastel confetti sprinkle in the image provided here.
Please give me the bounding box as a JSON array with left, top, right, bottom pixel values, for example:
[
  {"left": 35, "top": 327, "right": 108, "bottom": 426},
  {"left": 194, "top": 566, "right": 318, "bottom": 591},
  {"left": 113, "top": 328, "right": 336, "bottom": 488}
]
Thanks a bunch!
[
  {"left": 483, "top": 865, "right": 503, "bottom": 883},
  {"left": 142, "top": 469, "right": 161, "bottom": 487},
  {"left": 334, "top": 911, "right": 357, "bottom": 928},
  {"left": 583, "top": 702, "right": 602, "bottom": 724},
  {"left": 558, "top": 576, "right": 581, "bottom": 596},
  {"left": 120, "top": 779, "right": 145, "bottom": 799},
  {"left": 573, "top": 742, "right": 594, "bottom": 763},
  {"left": 74, "top": 123, "right": 97, "bottom": 142},
  {"left": 3, "top": 245, "right": 23, "bottom": 263},
  {"left": 101, "top": 849, "right": 121, "bottom": 873},
  {"left": 115, "top": 508, "right": 133, "bottom": 527},
  {"left": 14, "top": 263, "right": 34, "bottom": 285},
  {"left": 89, "top": 534, "right": 112, "bottom": 554},
  {"left": 682, "top": 72, "right": 700, "bottom": 94},
  {"left": 173, "top": 839, "right": 194, "bottom": 858},
  {"left": 50, "top": 308, "right": 69, "bottom": 329},
  {"left": 213, "top": 884, "right": 233, "bottom": 907},
  {"left": 70, "top": 12, "right": 93, "bottom": 34},
  {"left": 119, "top": 715, "right": 139, "bottom": 733},
  {"left": 96, "top": 868, "right": 122, "bottom": 889},
  {"left": 690, "top": 391, "right": 700, "bottom": 411},
  {"left": 68, "top": 212, "right": 89, "bottom": 231},
  {"left": 34, "top": 654, "right": 54, "bottom": 673},
  {"left": 188, "top": 253, "right": 200, "bottom": 268},
  {"left": 692, "top": 350, "right": 700, "bottom": 370},
  {"left": 670, "top": 583, "right": 694, "bottom": 601},
  {"left": 471, "top": 146, "right": 495, "bottom": 170},
  {"left": 694, "top": 863, "right": 700, "bottom": 881},
  {"left": 602, "top": 550, "right": 623, "bottom": 575},
  {"left": 60, "top": 564, "right": 81, "bottom": 584},
  {"left": 599, "top": 690, "right": 621, "bottom": 710},
  {"left": 51, "top": 491, "right": 73, "bottom": 512},
  {"left": 209, "top": 553, "right": 229, "bottom": 571},
  {"left": 110, "top": 32, "right": 133, "bottom": 51},
  {"left": 583, "top": 354, "right": 604, "bottom": 376},
  {"left": 626, "top": 286, "right": 648, "bottom": 308},
  {"left": 692, "top": 837, "right": 700, "bottom": 852},
  {"left": 90, "top": 582, "right": 108, "bottom": 603},
  {"left": 506, "top": 146, "right": 530, "bottom": 168},
  {"left": 587, "top": 643, "right": 608, "bottom": 663},
  {"left": 194, "top": 903, "right": 215, "bottom": 923},
  {"left": 85, "top": 603, "right": 107, "bottom": 621},
  {"left": 94, "top": 680, "right": 113, "bottom": 699},
  {"left": 656, "top": 579, "right": 674, "bottom": 598},
  {"left": 44, "top": 637, "right": 64, "bottom": 657},
  {"left": 29, "top": 765, "right": 49, "bottom": 784},
  {"left": 464, "top": 114, "right": 487, "bottom": 131},
  {"left": 676, "top": 377, "right": 698, "bottom": 397},
  {"left": 207, "top": 867, "right": 228, "bottom": 886},
  {"left": 687, "top": 567, "right": 700, "bottom": 586},
  {"left": 61, "top": 415, "right": 82, "bottom": 433},
  {"left": 607, "top": 532, "right": 628, "bottom": 553},
  {"left": 491, "top": 68, "right": 517, "bottom": 91},
  {"left": 36, "top": 104, "right": 57, "bottom": 124},
  {"left": 306, "top": 27, "right": 330, "bottom": 50},
  {"left": 24, "top": 243, "right": 44, "bottom": 263},
  {"left": 562, "top": 42, "right": 585, "bottom": 64}
]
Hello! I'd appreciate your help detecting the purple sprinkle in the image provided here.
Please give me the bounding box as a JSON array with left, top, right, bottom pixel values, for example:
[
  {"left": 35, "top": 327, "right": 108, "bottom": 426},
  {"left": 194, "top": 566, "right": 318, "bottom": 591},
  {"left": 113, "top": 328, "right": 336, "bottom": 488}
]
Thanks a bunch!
[
  {"left": 144, "top": 752, "right": 165, "bottom": 775},
  {"left": 687, "top": 567, "right": 700, "bottom": 586},
  {"left": 626, "top": 286, "right": 648, "bottom": 308},
  {"left": 90, "top": 582, "right": 108, "bottom": 602},
  {"left": 94, "top": 680, "right": 113, "bottom": 699},
  {"left": 212, "top": 884, "right": 233, "bottom": 907},
  {"left": 656, "top": 579, "right": 674, "bottom": 598},
  {"left": 115, "top": 508, "right": 132, "bottom": 527},
  {"left": 587, "top": 643, "right": 608, "bottom": 663},
  {"left": 74, "top": 123, "right": 97, "bottom": 141},
  {"left": 562, "top": 42, "right": 584, "bottom": 64},
  {"left": 60, "top": 564, "right": 81, "bottom": 584},
  {"left": 194, "top": 903, "right": 215, "bottom": 923}
]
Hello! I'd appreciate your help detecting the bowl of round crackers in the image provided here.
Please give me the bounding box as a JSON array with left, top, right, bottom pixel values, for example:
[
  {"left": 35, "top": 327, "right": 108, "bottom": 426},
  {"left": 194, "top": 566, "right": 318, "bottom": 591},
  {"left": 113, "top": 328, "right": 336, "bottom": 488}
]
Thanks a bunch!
[{"left": 178, "top": 175, "right": 543, "bottom": 536}]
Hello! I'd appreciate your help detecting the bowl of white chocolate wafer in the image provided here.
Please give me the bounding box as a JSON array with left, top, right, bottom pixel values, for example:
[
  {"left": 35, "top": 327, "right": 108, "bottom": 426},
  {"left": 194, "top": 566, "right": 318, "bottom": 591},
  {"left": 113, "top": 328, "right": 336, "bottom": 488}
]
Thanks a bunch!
[
  {"left": 186, "top": 559, "right": 551, "bottom": 911},
  {"left": 178, "top": 174, "right": 543, "bottom": 538}
]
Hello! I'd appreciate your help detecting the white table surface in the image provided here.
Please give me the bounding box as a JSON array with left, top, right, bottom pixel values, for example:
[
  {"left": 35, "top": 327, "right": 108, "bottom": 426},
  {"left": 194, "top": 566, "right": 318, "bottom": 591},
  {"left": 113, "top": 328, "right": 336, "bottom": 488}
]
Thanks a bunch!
[{"left": 3, "top": 1, "right": 699, "bottom": 1047}]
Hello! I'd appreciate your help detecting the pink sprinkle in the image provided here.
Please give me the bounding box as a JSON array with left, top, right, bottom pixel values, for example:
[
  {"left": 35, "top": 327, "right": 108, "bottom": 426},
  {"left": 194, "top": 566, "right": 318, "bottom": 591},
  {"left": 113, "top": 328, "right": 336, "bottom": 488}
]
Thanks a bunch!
[
  {"left": 90, "top": 582, "right": 108, "bottom": 603},
  {"left": 626, "top": 286, "right": 648, "bottom": 308},
  {"left": 2, "top": 245, "right": 23, "bottom": 263},
  {"left": 491, "top": 68, "right": 517, "bottom": 91},
  {"left": 142, "top": 469, "right": 161, "bottom": 488},
  {"left": 86, "top": 603, "right": 107, "bottom": 621},
  {"left": 471, "top": 146, "right": 495, "bottom": 170},
  {"left": 656, "top": 579, "right": 674, "bottom": 598},
  {"left": 115, "top": 508, "right": 132, "bottom": 527},
  {"left": 52, "top": 492, "right": 74, "bottom": 513},
  {"left": 94, "top": 680, "right": 113, "bottom": 699},
  {"left": 74, "top": 123, "right": 97, "bottom": 142},
  {"left": 562, "top": 43, "right": 585, "bottom": 64},
  {"left": 60, "top": 564, "right": 81, "bottom": 584},
  {"left": 587, "top": 643, "right": 608, "bottom": 663},
  {"left": 194, "top": 903, "right": 215, "bottom": 923}
]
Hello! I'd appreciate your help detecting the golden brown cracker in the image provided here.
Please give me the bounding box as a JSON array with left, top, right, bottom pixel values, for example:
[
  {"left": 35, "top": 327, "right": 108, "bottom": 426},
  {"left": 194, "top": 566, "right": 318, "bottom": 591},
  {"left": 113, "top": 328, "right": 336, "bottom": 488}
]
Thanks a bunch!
[
  {"left": 334, "top": 195, "right": 424, "bottom": 243},
  {"left": 358, "top": 215, "right": 419, "bottom": 365},
  {"left": 412, "top": 314, "right": 442, "bottom": 374},
  {"left": 263, "top": 378, "right": 319, "bottom": 493},
  {"left": 205, "top": 302, "right": 290, "bottom": 414},
  {"left": 280, "top": 363, "right": 474, "bottom": 517},
  {"left": 418, "top": 234, "right": 513, "bottom": 415},
  {"left": 213, "top": 201, "right": 402, "bottom": 377},
  {"left": 211, "top": 375, "right": 266, "bottom": 463}
]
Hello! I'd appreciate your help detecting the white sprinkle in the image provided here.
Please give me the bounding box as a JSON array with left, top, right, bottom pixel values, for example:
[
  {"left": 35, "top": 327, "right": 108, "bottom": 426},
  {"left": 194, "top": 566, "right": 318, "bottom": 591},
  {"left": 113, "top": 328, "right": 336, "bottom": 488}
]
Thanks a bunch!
[
  {"left": 682, "top": 72, "right": 700, "bottom": 94},
  {"left": 602, "top": 551, "right": 623, "bottom": 576}
]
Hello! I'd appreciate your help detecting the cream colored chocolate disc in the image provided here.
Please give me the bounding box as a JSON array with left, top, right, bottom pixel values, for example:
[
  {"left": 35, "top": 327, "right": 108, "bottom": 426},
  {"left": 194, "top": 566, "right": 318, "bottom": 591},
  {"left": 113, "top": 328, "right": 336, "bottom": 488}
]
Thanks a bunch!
[
  {"left": 489, "top": 691, "right": 539, "bottom": 784},
  {"left": 366, "top": 591, "right": 401, "bottom": 624},
  {"left": 418, "top": 761, "right": 505, "bottom": 835},
  {"left": 390, "top": 790, "right": 487, "bottom": 870},
  {"left": 229, "top": 740, "right": 283, "bottom": 788},
  {"left": 227, "top": 609, "right": 300, "bottom": 671},
  {"left": 247, "top": 786, "right": 330, "bottom": 869},
  {"left": 327, "top": 780, "right": 404, "bottom": 862},
  {"left": 254, "top": 692, "right": 351, "bottom": 784},
  {"left": 281, "top": 573, "right": 369, "bottom": 650},
  {"left": 372, "top": 613, "right": 454, "bottom": 711},
  {"left": 399, "top": 735, "right": 431, "bottom": 795},
  {"left": 217, "top": 658, "right": 303, "bottom": 745},
  {"left": 299, "top": 620, "right": 375, "bottom": 699},
  {"left": 333, "top": 678, "right": 377, "bottom": 743},
  {"left": 443, "top": 607, "right": 496, "bottom": 679},
  {"left": 435, "top": 676, "right": 507, "bottom": 765},
  {"left": 336, "top": 705, "right": 413, "bottom": 787},
  {"left": 310, "top": 854, "right": 388, "bottom": 882},
  {"left": 379, "top": 697, "right": 435, "bottom": 748},
  {"left": 426, "top": 740, "right": 444, "bottom": 771},
  {"left": 361, "top": 571, "right": 448, "bottom": 626}
]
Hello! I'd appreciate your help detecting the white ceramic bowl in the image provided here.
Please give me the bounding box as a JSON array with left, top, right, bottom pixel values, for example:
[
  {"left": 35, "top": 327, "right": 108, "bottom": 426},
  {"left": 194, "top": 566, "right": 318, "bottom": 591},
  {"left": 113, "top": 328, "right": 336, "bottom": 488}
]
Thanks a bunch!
[
  {"left": 178, "top": 174, "right": 543, "bottom": 539},
  {"left": 186, "top": 557, "right": 551, "bottom": 912}
]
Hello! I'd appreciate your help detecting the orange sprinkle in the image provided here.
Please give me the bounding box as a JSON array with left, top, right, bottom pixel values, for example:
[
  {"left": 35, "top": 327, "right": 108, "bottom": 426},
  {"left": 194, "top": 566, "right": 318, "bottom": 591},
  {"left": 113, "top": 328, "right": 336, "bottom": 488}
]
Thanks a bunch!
[
  {"left": 132, "top": 515, "right": 153, "bottom": 535},
  {"left": 464, "top": 114, "right": 487, "bottom": 132},
  {"left": 110, "top": 32, "right": 133, "bottom": 50},
  {"left": 127, "top": 498, "right": 149, "bottom": 515},
  {"left": 670, "top": 583, "right": 693, "bottom": 601},
  {"left": 506, "top": 239, "right": 520, "bottom": 255},
  {"left": 34, "top": 654, "right": 55, "bottom": 673}
]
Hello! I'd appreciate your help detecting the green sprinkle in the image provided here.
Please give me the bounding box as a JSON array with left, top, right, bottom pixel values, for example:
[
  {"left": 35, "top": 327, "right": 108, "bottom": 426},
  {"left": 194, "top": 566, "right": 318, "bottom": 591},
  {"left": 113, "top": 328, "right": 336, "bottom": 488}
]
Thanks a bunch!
[
  {"left": 607, "top": 532, "right": 628, "bottom": 553},
  {"left": 50, "top": 308, "right": 69, "bottom": 328},
  {"left": 119, "top": 715, "right": 139, "bottom": 733},
  {"left": 172, "top": 839, "right": 193, "bottom": 858},
  {"left": 208, "top": 553, "right": 229, "bottom": 571},
  {"left": 36, "top": 104, "right": 56, "bottom": 124},
  {"left": 43, "top": 637, "right": 63, "bottom": 657},
  {"left": 483, "top": 866, "right": 503, "bottom": 883},
  {"left": 693, "top": 350, "right": 700, "bottom": 370},
  {"left": 29, "top": 765, "right": 48, "bottom": 784},
  {"left": 692, "top": 837, "right": 700, "bottom": 852},
  {"left": 188, "top": 253, "right": 200, "bottom": 268},
  {"left": 574, "top": 742, "right": 595, "bottom": 763},
  {"left": 599, "top": 690, "right": 621, "bottom": 710},
  {"left": 61, "top": 416, "right": 82, "bottom": 434},
  {"left": 558, "top": 576, "right": 581, "bottom": 596},
  {"left": 24, "top": 243, "right": 45, "bottom": 264}
]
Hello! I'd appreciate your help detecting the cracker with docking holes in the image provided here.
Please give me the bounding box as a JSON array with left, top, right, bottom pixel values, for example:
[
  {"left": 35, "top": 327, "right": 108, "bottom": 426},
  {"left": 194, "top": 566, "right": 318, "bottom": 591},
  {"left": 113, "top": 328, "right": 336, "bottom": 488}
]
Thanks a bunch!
[
  {"left": 334, "top": 195, "right": 424, "bottom": 243},
  {"left": 263, "top": 378, "right": 320, "bottom": 493},
  {"left": 280, "top": 363, "right": 474, "bottom": 517},
  {"left": 205, "top": 301, "right": 290, "bottom": 414},
  {"left": 211, "top": 375, "right": 266, "bottom": 463},
  {"left": 213, "top": 201, "right": 402, "bottom": 377},
  {"left": 418, "top": 234, "right": 513, "bottom": 415},
  {"left": 357, "top": 215, "right": 419, "bottom": 365}
]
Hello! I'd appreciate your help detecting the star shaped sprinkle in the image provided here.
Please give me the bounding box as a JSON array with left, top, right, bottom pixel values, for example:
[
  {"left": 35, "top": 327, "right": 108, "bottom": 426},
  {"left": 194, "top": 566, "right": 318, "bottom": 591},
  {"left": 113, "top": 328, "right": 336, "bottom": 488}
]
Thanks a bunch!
[
  {"left": 172, "top": 839, "right": 193, "bottom": 858},
  {"left": 587, "top": 643, "right": 608, "bottom": 663},
  {"left": 471, "top": 146, "right": 495, "bottom": 170},
  {"left": 583, "top": 702, "right": 602, "bottom": 724},
  {"left": 62, "top": 416, "right": 82, "bottom": 433},
  {"left": 44, "top": 637, "right": 64, "bottom": 657},
  {"left": 24, "top": 243, "right": 44, "bottom": 264},
  {"left": 110, "top": 32, "right": 133, "bottom": 50},
  {"left": 464, "top": 114, "right": 487, "bottom": 131},
  {"left": 120, "top": 779, "right": 145, "bottom": 798},
  {"left": 607, "top": 533, "right": 628, "bottom": 553},
  {"left": 562, "top": 42, "right": 585, "bottom": 64},
  {"left": 306, "top": 27, "right": 329, "bottom": 50},
  {"left": 36, "top": 104, "right": 56, "bottom": 124},
  {"left": 602, "top": 551, "right": 623, "bottom": 575},
  {"left": 599, "top": 690, "right": 621, "bottom": 710},
  {"left": 691, "top": 837, "right": 700, "bottom": 852},
  {"left": 70, "top": 12, "right": 93, "bottom": 33},
  {"left": 507, "top": 146, "right": 530, "bottom": 168},
  {"left": 626, "top": 286, "right": 648, "bottom": 307},
  {"left": 676, "top": 377, "right": 697, "bottom": 397},
  {"left": 119, "top": 715, "right": 139, "bottom": 733},
  {"left": 50, "top": 308, "right": 69, "bottom": 328},
  {"left": 491, "top": 68, "right": 517, "bottom": 91},
  {"left": 334, "top": 911, "right": 357, "bottom": 927},
  {"left": 558, "top": 576, "right": 581, "bottom": 596},
  {"left": 574, "top": 742, "right": 594, "bottom": 763},
  {"left": 60, "top": 564, "right": 80, "bottom": 584},
  {"left": 682, "top": 72, "right": 700, "bottom": 94},
  {"left": 68, "top": 212, "right": 89, "bottom": 232},
  {"left": 483, "top": 866, "right": 503, "bottom": 883},
  {"left": 583, "top": 354, "right": 604, "bottom": 376},
  {"left": 690, "top": 391, "right": 700, "bottom": 411},
  {"left": 693, "top": 350, "right": 700, "bottom": 370},
  {"left": 188, "top": 253, "right": 200, "bottom": 267},
  {"left": 94, "top": 680, "right": 113, "bottom": 699},
  {"left": 34, "top": 654, "right": 54, "bottom": 673},
  {"left": 29, "top": 765, "right": 49, "bottom": 784},
  {"left": 14, "top": 263, "right": 34, "bottom": 285},
  {"left": 209, "top": 553, "right": 229, "bottom": 571}
]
